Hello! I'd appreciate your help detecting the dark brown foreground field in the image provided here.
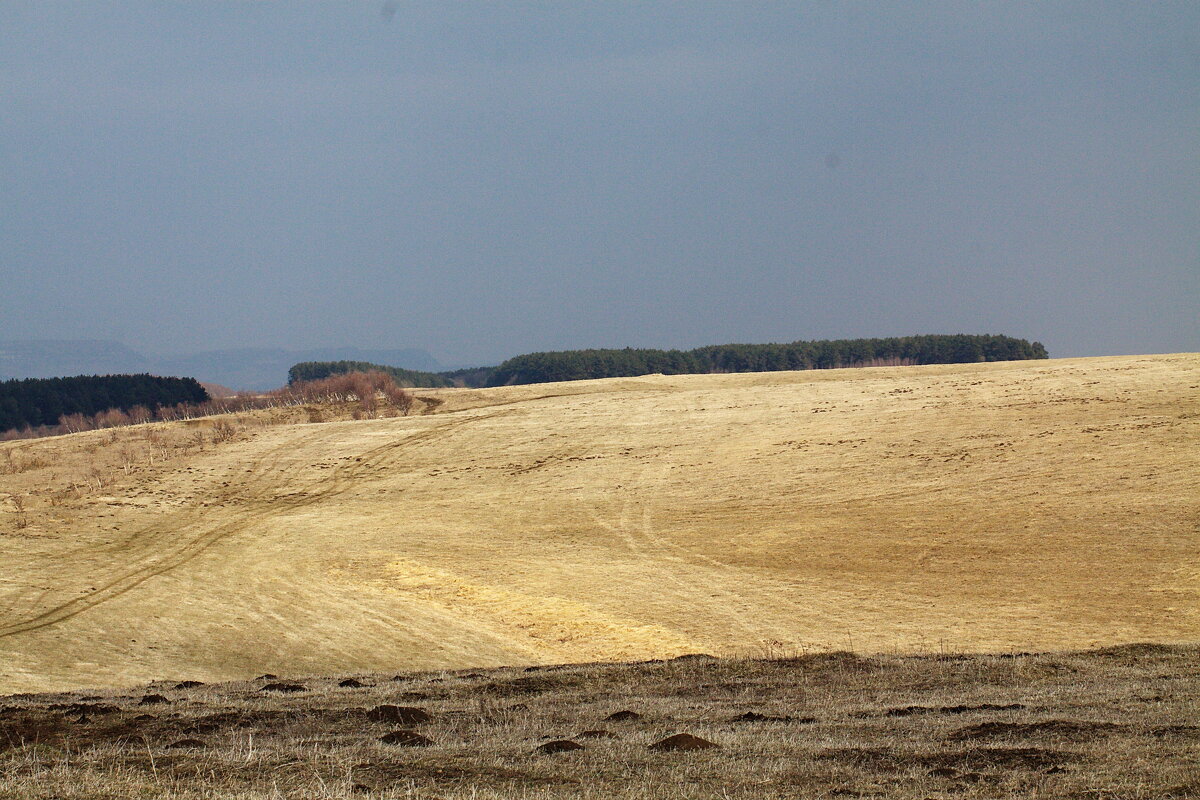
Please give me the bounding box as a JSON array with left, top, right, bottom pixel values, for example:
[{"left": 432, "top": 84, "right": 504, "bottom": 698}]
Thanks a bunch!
[{"left": 1, "top": 644, "right": 1196, "bottom": 799}]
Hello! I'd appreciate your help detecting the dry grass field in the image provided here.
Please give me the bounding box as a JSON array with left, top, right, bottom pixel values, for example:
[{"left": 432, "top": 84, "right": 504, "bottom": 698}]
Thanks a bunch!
[
  {"left": 0, "top": 645, "right": 1196, "bottom": 799},
  {"left": 0, "top": 353, "right": 1197, "bottom": 697}
]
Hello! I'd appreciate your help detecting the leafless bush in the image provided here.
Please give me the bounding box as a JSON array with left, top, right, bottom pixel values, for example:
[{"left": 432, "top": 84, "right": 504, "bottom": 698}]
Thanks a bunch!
[
  {"left": 87, "top": 466, "right": 107, "bottom": 490},
  {"left": 274, "top": 371, "right": 416, "bottom": 418},
  {"left": 383, "top": 383, "right": 415, "bottom": 416},
  {"left": 10, "top": 494, "right": 28, "bottom": 529},
  {"left": 5, "top": 371, "right": 432, "bottom": 442},
  {"left": 0, "top": 449, "right": 48, "bottom": 474},
  {"left": 117, "top": 445, "right": 137, "bottom": 476},
  {"left": 59, "top": 413, "right": 92, "bottom": 434},
  {"left": 95, "top": 408, "right": 131, "bottom": 429},
  {"left": 211, "top": 419, "right": 239, "bottom": 443}
]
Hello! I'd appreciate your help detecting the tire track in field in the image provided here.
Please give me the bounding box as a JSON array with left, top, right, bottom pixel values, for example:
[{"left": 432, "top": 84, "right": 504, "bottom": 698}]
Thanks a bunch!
[
  {"left": 0, "top": 434, "right": 305, "bottom": 624},
  {"left": 585, "top": 458, "right": 770, "bottom": 642},
  {"left": 0, "top": 410, "right": 512, "bottom": 639}
]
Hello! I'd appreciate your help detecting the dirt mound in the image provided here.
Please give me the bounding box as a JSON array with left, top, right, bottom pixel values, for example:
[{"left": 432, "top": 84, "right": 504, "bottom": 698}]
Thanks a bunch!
[
  {"left": 481, "top": 675, "right": 570, "bottom": 696},
  {"left": 75, "top": 717, "right": 156, "bottom": 747},
  {"left": 0, "top": 712, "right": 70, "bottom": 750},
  {"left": 885, "top": 703, "right": 1025, "bottom": 717},
  {"left": 731, "top": 711, "right": 809, "bottom": 723},
  {"left": 366, "top": 705, "right": 431, "bottom": 725},
  {"left": 942, "top": 703, "right": 1025, "bottom": 714},
  {"left": 338, "top": 678, "right": 366, "bottom": 688},
  {"left": 352, "top": 761, "right": 561, "bottom": 787},
  {"left": 936, "top": 747, "right": 1075, "bottom": 771},
  {"left": 179, "top": 710, "right": 299, "bottom": 731},
  {"left": 819, "top": 746, "right": 1074, "bottom": 772},
  {"left": 1149, "top": 725, "right": 1200, "bottom": 738},
  {"left": 379, "top": 730, "right": 434, "bottom": 747},
  {"left": 950, "top": 719, "right": 1124, "bottom": 741},
  {"left": 605, "top": 710, "right": 641, "bottom": 722},
  {"left": 649, "top": 733, "right": 719, "bottom": 751},
  {"left": 536, "top": 739, "right": 584, "bottom": 754},
  {"left": 259, "top": 683, "right": 306, "bottom": 693},
  {"left": 1091, "top": 643, "right": 1182, "bottom": 660},
  {"left": 779, "top": 651, "right": 875, "bottom": 672},
  {"left": 139, "top": 694, "right": 170, "bottom": 705},
  {"left": 48, "top": 702, "right": 120, "bottom": 715}
]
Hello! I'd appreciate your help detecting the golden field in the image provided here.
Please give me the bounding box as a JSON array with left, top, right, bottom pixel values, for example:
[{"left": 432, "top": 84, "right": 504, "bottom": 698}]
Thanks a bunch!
[{"left": 1, "top": 353, "right": 1197, "bottom": 694}]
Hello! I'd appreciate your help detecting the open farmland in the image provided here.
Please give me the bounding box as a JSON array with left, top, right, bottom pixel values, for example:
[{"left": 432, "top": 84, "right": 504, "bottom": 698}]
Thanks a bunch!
[{"left": 0, "top": 354, "right": 1197, "bottom": 695}]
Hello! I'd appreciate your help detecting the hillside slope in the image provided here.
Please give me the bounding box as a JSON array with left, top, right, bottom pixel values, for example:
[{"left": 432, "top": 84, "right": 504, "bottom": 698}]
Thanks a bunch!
[{"left": 1, "top": 354, "right": 1196, "bottom": 692}]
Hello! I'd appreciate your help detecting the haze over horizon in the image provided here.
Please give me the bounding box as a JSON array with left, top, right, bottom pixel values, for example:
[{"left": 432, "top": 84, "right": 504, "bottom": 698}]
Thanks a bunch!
[{"left": 3, "top": 3, "right": 1197, "bottom": 367}]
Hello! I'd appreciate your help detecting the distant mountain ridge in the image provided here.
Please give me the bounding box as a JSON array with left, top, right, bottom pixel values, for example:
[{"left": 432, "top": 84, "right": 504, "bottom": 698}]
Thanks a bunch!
[
  {"left": 0, "top": 340, "right": 442, "bottom": 391},
  {"left": 0, "top": 340, "right": 151, "bottom": 380}
]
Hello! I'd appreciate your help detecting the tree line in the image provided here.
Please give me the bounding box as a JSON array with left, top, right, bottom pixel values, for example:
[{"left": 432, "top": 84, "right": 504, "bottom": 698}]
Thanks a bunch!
[
  {"left": 0, "top": 374, "right": 209, "bottom": 433},
  {"left": 484, "top": 334, "right": 1047, "bottom": 386},
  {"left": 290, "top": 334, "right": 1047, "bottom": 390},
  {"left": 2, "top": 371, "right": 421, "bottom": 440},
  {"left": 287, "top": 360, "right": 454, "bottom": 389}
]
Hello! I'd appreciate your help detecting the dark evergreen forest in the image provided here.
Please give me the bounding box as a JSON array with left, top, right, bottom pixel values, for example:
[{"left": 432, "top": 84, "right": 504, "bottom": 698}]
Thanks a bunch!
[
  {"left": 290, "top": 334, "right": 1047, "bottom": 390},
  {"left": 485, "top": 334, "right": 1046, "bottom": 386},
  {"left": 0, "top": 375, "right": 209, "bottom": 432}
]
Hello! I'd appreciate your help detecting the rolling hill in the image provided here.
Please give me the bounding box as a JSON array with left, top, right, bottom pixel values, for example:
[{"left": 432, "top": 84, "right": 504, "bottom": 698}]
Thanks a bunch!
[{"left": 0, "top": 353, "right": 1196, "bottom": 693}]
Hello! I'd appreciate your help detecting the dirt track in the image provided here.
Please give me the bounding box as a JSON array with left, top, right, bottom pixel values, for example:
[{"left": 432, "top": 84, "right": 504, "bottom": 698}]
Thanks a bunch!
[{"left": 1, "top": 354, "right": 1197, "bottom": 692}]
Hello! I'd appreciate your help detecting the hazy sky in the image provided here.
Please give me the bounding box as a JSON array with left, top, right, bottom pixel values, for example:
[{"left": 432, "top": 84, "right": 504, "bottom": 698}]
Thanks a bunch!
[{"left": 3, "top": 2, "right": 1197, "bottom": 366}]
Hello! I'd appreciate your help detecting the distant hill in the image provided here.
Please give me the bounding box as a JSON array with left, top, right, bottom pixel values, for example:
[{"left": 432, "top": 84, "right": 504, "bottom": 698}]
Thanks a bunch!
[
  {"left": 0, "top": 341, "right": 443, "bottom": 391},
  {"left": 0, "top": 340, "right": 150, "bottom": 380}
]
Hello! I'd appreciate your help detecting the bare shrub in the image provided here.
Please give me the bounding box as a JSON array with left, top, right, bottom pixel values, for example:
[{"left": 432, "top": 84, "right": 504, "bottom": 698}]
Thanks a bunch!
[
  {"left": 0, "top": 449, "right": 48, "bottom": 474},
  {"left": 96, "top": 408, "right": 131, "bottom": 429},
  {"left": 59, "top": 413, "right": 92, "bottom": 434},
  {"left": 10, "top": 494, "right": 28, "bottom": 529},
  {"left": 383, "top": 383, "right": 415, "bottom": 416},
  {"left": 117, "top": 445, "right": 138, "bottom": 476},
  {"left": 348, "top": 372, "right": 377, "bottom": 417},
  {"left": 211, "top": 419, "right": 239, "bottom": 444}
]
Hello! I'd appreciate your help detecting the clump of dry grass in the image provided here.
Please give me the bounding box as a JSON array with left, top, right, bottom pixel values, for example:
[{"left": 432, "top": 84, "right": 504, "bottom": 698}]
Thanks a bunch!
[{"left": 0, "top": 645, "right": 1195, "bottom": 799}]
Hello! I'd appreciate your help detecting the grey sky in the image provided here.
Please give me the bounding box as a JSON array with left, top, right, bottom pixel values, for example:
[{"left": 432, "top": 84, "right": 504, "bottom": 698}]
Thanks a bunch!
[{"left": 3, "top": 2, "right": 1197, "bottom": 367}]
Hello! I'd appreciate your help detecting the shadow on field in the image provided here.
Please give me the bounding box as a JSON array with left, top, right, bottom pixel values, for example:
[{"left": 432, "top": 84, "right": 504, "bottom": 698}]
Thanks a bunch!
[{"left": 0, "top": 644, "right": 1197, "bottom": 799}]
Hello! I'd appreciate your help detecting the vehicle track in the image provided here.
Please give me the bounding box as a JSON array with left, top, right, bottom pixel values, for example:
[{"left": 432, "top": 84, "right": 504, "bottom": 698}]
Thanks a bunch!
[{"left": 0, "top": 410, "right": 512, "bottom": 639}]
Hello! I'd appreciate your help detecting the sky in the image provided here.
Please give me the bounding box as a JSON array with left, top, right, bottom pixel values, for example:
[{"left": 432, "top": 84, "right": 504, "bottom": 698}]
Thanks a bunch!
[{"left": 2, "top": 2, "right": 1197, "bottom": 367}]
